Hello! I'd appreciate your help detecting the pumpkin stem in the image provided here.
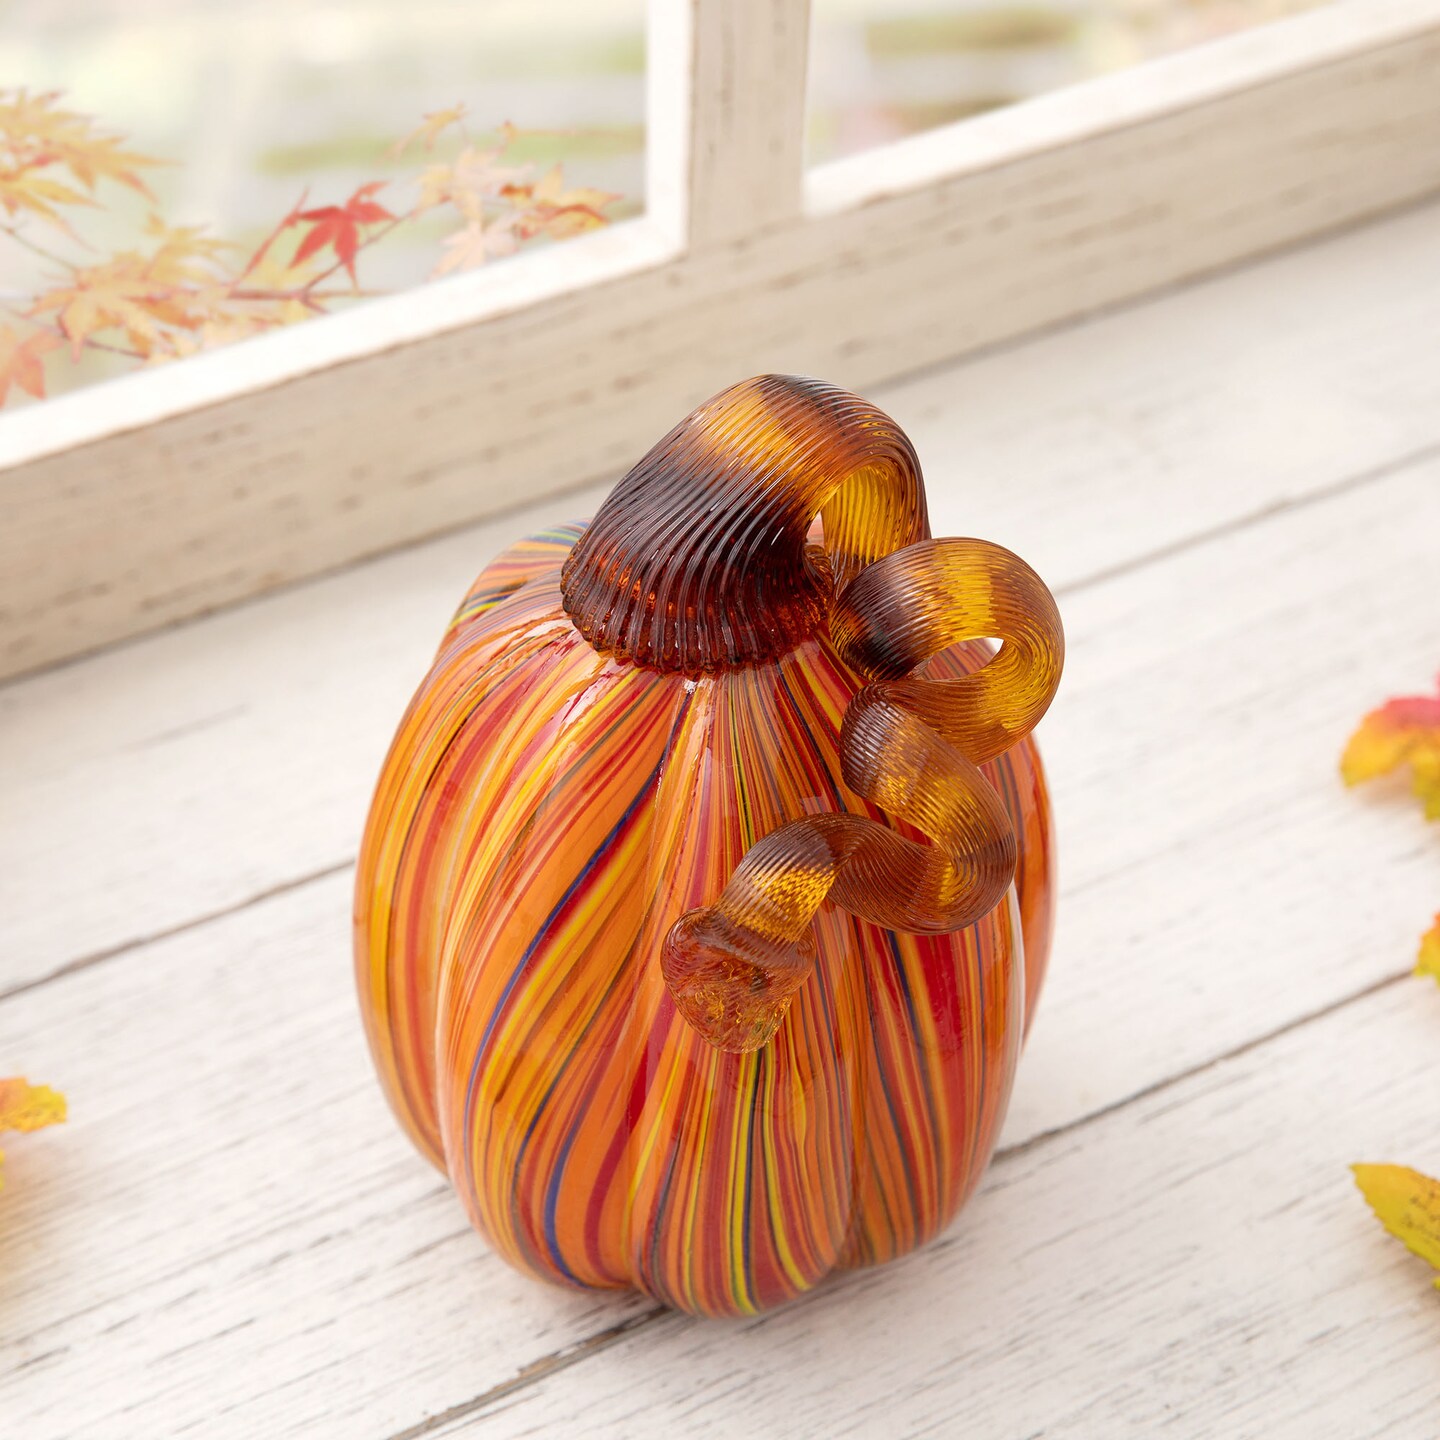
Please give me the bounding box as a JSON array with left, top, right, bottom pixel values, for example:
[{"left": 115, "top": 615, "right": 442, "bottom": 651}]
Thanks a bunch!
[
  {"left": 660, "top": 535, "right": 1064, "bottom": 1053},
  {"left": 561, "top": 374, "right": 1062, "bottom": 1054},
  {"left": 559, "top": 374, "right": 930, "bottom": 672}
]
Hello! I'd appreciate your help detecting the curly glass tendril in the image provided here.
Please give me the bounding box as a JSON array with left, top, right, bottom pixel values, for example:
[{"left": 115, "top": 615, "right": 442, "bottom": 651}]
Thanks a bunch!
[{"left": 559, "top": 375, "right": 1064, "bottom": 1053}]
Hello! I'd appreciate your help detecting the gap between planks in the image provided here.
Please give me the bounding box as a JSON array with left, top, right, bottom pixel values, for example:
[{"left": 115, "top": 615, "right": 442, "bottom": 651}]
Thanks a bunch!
[{"left": 4, "top": 430, "right": 1434, "bottom": 1012}]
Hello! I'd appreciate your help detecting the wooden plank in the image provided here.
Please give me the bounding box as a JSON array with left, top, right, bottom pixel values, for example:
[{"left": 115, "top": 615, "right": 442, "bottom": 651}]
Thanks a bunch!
[
  {"left": 3, "top": 474, "right": 1436, "bottom": 1436},
  {"left": 0, "top": 871, "right": 653, "bottom": 1440},
  {"left": 4, "top": 775, "right": 1435, "bottom": 1436},
  {"left": 432, "top": 979, "right": 1440, "bottom": 1439},
  {"left": 3, "top": 2, "right": 1440, "bottom": 679},
  {"left": 1004, "top": 452, "right": 1440, "bottom": 1146},
  {"left": 4, "top": 203, "right": 1439, "bottom": 997}
]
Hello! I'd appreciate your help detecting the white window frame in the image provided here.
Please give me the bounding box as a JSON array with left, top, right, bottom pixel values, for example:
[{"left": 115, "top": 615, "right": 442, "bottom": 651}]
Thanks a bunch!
[{"left": 2, "top": 0, "right": 1438, "bottom": 680}]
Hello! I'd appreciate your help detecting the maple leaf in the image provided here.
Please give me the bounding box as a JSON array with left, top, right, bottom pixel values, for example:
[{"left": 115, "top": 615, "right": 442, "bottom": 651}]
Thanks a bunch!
[
  {"left": 0, "top": 1077, "right": 66, "bottom": 1190},
  {"left": 0, "top": 172, "right": 95, "bottom": 238},
  {"left": 1416, "top": 915, "right": 1440, "bottom": 984},
  {"left": 0, "top": 89, "right": 160, "bottom": 237},
  {"left": 531, "top": 163, "right": 619, "bottom": 216},
  {"left": 503, "top": 164, "right": 619, "bottom": 243},
  {"left": 142, "top": 214, "right": 236, "bottom": 287},
  {"left": 388, "top": 103, "right": 468, "bottom": 158},
  {"left": 416, "top": 149, "right": 533, "bottom": 227},
  {"left": 293, "top": 182, "right": 395, "bottom": 284},
  {"left": 455, "top": 147, "right": 532, "bottom": 199},
  {"left": 415, "top": 161, "right": 463, "bottom": 216},
  {"left": 1353, "top": 1164, "right": 1440, "bottom": 1290},
  {"left": 419, "top": 151, "right": 532, "bottom": 240},
  {"left": 2, "top": 92, "right": 625, "bottom": 398},
  {"left": 30, "top": 253, "right": 170, "bottom": 357},
  {"left": 223, "top": 252, "right": 323, "bottom": 331},
  {"left": 199, "top": 316, "right": 268, "bottom": 349},
  {"left": 432, "top": 214, "right": 521, "bottom": 278},
  {"left": 0, "top": 325, "right": 61, "bottom": 406},
  {"left": 1341, "top": 673, "right": 1440, "bottom": 820}
]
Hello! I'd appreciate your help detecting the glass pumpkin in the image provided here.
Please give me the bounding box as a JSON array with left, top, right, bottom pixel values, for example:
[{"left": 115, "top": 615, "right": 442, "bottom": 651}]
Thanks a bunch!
[{"left": 355, "top": 375, "right": 1063, "bottom": 1318}]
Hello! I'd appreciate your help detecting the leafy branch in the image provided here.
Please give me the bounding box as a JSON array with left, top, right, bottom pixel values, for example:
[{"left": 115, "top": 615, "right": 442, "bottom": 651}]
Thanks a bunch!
[{"left": 0, "top": 93, "right": 619, "bottom": 407}]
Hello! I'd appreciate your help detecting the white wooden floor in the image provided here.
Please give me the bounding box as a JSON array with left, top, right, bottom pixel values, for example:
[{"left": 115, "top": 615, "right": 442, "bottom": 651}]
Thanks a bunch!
[{"left": 4, "top": 200, "right": 1440, "bottom": 1440}]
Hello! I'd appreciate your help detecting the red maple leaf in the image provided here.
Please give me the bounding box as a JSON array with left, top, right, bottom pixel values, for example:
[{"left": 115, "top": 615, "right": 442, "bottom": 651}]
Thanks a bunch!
[{"left": 292, "top": 182, "right": 394, "bottom": 284}]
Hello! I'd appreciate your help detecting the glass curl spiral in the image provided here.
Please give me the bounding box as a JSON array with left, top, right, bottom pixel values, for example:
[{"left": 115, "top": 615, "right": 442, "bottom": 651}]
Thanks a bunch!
[{"left": 355, "top": 375, "right": 1064, "bottom": 1317}]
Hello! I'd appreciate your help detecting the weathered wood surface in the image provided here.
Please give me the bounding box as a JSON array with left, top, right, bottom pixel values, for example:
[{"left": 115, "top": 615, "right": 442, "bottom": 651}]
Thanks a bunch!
[
  {"left": 3, "top": 0, "right": 1439, "bottom": 678},
  {"left": 447, "top": 979, "right": 1440, "bottom": 1440},
  {"left": 4, "top": 200, "right": 1439, "bottom": 999},
  {"left": 3, "top": 202, "right": 1439, "bottom": 1438}
]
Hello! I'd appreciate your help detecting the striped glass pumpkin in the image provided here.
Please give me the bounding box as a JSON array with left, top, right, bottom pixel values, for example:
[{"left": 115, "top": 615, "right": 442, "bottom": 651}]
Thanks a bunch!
[{"left": 355, "top": 375, "right": 1063, "bottom": 1317}]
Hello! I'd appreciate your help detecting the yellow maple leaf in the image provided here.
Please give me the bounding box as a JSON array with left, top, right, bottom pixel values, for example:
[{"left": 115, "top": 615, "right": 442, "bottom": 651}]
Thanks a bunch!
[
  {"left": 243, "top": 251, "right": 321, "bottom": 294},
  {"left": 0, "top": 89, "right": 160, "bottom": 238},
  {"left": 198, "top": 316, "right": 269, "bottom": 349},
  {"left": 0, "top": 1077, "right": 67, "bottom": 1191},
  {"left": 388, "top": 103, "right": 468, "bottom": 158},
  {"left": 414, "top": 161, "right": 460, "bottom": 215},
  {"left": 530, "top": 163, "right": 619, "bottom": 215},
  {"left": 31, "top": 265, "right": 153, "bottom": 356},
  {"left": 1353, "top": 1164, "right": 1440, "bottom": 1289},
  {"left": 142, "top": 214, "right": 236, "bottom": 286},
  {"left": 275, "top": 297, "right": 315, "bottom": 326},
  {"left": 506, "top": 164, "right": 619, "bottom": 243},
  {"left": 1417, "top": 915, "right": 1440, "bottom": 984},
  {"left": 0, "top": 171, "right": 95, "bottom": 237},
  {"left": 98, "top": 222, "right": 238, "bottom": 342},
  {"left": 0, "top": 89, "right": 160, "bottom": 191}
]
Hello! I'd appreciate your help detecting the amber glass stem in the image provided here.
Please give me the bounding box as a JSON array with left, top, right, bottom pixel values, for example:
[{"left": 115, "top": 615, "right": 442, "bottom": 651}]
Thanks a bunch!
[
  {"left": 560, "top": 374, "right": 930, "bottom": 671},
  {"left": 560, "top": 375, "right": 1064, "bottom": 1052}
]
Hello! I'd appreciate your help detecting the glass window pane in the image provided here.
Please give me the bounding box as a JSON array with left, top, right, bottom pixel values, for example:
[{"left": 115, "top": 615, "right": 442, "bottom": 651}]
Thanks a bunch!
[
  {"left": 807, "top": 0, "right": 1330, "bottom": 166},
  {"left": 0, "top": 0, "right": 645, "bottom": 407}
]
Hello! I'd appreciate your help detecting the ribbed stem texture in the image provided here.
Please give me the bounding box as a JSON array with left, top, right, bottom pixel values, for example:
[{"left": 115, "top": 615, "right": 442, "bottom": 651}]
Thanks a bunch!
[
  {"left": 558, "top": 373, "right": 1062, "bottom": 1052},
  {"left": 560, "top": 375, "right": 930, "bottom": 672}
]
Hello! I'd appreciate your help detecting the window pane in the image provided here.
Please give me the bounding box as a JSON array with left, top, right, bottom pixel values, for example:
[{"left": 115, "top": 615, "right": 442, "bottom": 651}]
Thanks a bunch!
[
  {"left": 807, "top": 0, "right": 1330, "bottom": 165},
  {"left": 0, "top": 0, "right": 644, "bottom": 407}
]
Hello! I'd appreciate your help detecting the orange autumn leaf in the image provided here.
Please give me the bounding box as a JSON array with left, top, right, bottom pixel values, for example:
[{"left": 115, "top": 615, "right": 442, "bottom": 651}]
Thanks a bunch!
[
  {"left": 1417, "top": 915, "right": 1440, "bottom": 984},
  {"left": 1341, "top": 673, "right": 1440, "bottom": 820},
  {"left": 293, "top": 182, "right": 395, "bottom": 284},
  {"left": 0, "top": 1077, "right": 67, "bottom": 1191},
  {"left": 1353, "top": 1164, "right": 1440, "bottom": 1290},
  {"left": 0, "top": 326, "right": 61, "bottom": 404},
  {"left": 524, "top": 163, "right": 620, "bottom": 238}
]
